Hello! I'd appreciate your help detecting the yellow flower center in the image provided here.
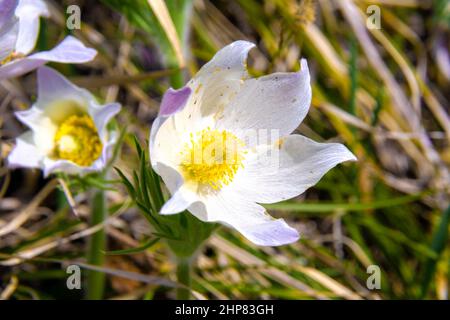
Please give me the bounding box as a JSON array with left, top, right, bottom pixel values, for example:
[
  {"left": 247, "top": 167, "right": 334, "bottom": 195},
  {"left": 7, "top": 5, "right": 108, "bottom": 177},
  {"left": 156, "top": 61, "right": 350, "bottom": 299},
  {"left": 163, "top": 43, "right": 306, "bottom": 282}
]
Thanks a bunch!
[
  {"left": 180, "top": 128, "right": 246, "bottom": 190},
  {"left": 53, "top": 114, "right": 103, "bottom": 166},
  {"left": 1, "top": 51, "right": 25, "bottom": 65}
]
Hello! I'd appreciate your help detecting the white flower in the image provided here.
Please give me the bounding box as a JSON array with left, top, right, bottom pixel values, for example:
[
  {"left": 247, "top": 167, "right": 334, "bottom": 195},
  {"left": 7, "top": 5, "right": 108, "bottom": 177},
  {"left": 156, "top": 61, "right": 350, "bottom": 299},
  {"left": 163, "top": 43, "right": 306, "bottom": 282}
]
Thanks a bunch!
[
  {"left": 0, "top": 0, "right": 96, "bottom": 80},
  {"left": 150, "top": 41, "right": 356, "bottom": 246},
  {"left": 8, "top": 66, "right": 121, "bottom": 176}
]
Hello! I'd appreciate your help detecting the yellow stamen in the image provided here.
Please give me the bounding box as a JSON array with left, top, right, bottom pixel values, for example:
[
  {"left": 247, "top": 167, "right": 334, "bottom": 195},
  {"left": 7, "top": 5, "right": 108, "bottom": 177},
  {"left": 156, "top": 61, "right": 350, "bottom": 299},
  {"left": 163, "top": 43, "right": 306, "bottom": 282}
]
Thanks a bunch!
[
  {"left": 1, "top": 51, "right": 25, "bottom": 65},
  {"left": 180, "top": 128, "right": 246, "bottom": 190},
  {"left": 53, "top": 114, "right": 102, "bottom": 166}
]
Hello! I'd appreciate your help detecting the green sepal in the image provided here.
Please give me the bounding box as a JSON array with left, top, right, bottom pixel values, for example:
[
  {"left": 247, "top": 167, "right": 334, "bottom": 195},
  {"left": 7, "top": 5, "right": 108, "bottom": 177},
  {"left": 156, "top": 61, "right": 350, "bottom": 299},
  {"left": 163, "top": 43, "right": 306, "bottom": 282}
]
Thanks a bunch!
[{"left": 116, "top": 135, "right": 217, "bottom": 258}]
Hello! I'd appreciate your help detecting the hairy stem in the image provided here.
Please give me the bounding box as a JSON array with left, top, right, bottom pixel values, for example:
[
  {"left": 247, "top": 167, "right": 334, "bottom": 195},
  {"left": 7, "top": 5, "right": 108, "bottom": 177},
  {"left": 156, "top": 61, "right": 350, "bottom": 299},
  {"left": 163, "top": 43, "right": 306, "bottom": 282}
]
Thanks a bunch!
[
  {"left": 176, "top": 256, "right": 192, "bottom": 300},
  {"left": 86, "top": 189, "right": 106, "bottom": 300}
]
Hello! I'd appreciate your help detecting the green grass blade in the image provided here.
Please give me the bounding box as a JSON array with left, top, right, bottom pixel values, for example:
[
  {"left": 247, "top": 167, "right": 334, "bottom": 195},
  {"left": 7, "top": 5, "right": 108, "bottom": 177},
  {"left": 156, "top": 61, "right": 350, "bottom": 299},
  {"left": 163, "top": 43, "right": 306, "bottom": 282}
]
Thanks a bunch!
[
  {"left": 265, "top": 193, "right": 425, "bottom": 213},
  {"left": 420, "top": 205, "right": 450, "bottom": 298},
  {"left": 104, "top": 238, "right": 160, "bottom": 256}
]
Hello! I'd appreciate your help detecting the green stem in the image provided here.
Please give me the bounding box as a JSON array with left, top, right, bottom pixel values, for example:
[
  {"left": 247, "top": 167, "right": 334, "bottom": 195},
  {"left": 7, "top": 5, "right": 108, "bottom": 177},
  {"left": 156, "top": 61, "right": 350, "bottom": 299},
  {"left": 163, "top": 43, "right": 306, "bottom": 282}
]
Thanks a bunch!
[
  {"left": 86, "top": 189, "right": 107, "bottom": 300},
  {"left": 176, "top": 256, "right": 192, "bottom": 300},
  {"left": 169, "top": 71, "right": 184, "bottom": 89}
]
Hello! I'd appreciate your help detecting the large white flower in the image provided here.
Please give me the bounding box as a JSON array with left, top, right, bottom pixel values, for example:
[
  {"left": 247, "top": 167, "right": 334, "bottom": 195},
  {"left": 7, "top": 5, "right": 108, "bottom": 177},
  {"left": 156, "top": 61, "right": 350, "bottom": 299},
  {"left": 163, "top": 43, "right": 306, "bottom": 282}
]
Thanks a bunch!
[
  {"left": 7, "top": 66, "right": 121, "bottom": 176},
  {"left": 150, "top": 41, "right": 356, "bottom": 246},
  {"left": 0, "top": 0, "right": 96, "bottom": 80}
]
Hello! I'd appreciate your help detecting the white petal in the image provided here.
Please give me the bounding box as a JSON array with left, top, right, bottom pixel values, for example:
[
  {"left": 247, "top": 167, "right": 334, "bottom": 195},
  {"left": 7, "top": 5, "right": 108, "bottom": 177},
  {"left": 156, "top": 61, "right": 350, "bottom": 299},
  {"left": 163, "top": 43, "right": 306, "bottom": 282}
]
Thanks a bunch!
[
  {"left": 216, "top": 59, "right": 311, "bottom": 139},
  {"left": 43, "top": 158, "right": 89, "bottom": 177},
  {"left": 151, "top": 42, "right": 256, "bottom": 173},
  {"left": 36, "top": 66, "right": 90, "bottom": 104},
  {"left": 14, "top": 105, "right": 44, "bottom": 130},
  {"left": 36, "top": 67, "right": 119, "bottom": 140},
  {"left": 90, "top": 102, "right": 121, "bottom": 137},
  {"left": 199, "top": 40, "right": 255, "bottom": 75},
  {"left": 232, "top": 134, "right": 357, "bottom": 204},
  {"left": 99, "top": 129, "right": 119, "bottom": 166},
  {"left": 15, "top": 0, "right": 50, "bottom": 55},
  {"left": 155, "top": 162, "right": 184, "bottom": 194},
  {"left": 29, "top": 35, "right": 97, "bottom": 63},
  {"left": 14, "top": 106, "right": 56, "bottom": 155},
  {"left": 7, "top": 131, "right": 43, "bottom": 169},
  {"left": 150, "top": 110, "right": 215, "bottom": 177},
  {"left": 151, "top": 116, "right": 187, "bottom": 172},
  {"left": 149, "top": 116, "right": 166, "bottom": 170},
  {"left": 187, "top": 188, "right": 299, "bottom": 246},
  {"left": 172, "top": 41, "right": 255, "bottom": 133},
  {"left": 149, "top": 86, "right": 191, "bottom": 170},
  {"left": 160, "top": 186, "right": 198, "bottom": 215}
]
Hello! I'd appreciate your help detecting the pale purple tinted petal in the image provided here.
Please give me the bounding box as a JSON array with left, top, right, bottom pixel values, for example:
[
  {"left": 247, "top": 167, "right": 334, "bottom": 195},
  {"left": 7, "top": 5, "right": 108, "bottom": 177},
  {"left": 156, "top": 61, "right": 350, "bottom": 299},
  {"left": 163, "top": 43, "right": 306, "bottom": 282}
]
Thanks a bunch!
[
  {"left": 36, "top": 68, "right": 119, "bottom": 176},
  {"left": 7, "top": 131, "right": 43, "bottom": 169},
  {"left": 0, "top": 0, "right": 17, "bottom": 30},
  {"left": 43, "top": 156, "right": 105, "bottom": 177},
  {"left": 14, "top": 106, "right": 44, "bottom": 130},
  {"left": 159, "top": 86, "right": 192, "bottom": 116},
  {"left": 15, "top": 0, "right": 49, "bottom": 55},
  {"left": 0, "top": 16, "right": 18, "bottom": 61},
  {"left": 0, "top": 36, "right": 97, "bottom": 80},
  {"left": 0, "top": 0, "right": 18, "bottom": 60},
  {"left": 238, "top": 219, "right": 300, "bottom": 246},
  {"left": 0, "top": 56, "right": 45, "bottom": 80},
  {"left": 99, "top": 131, "right": 118, "bottom": 167},
  {"left": 43, "top": 159, "right": 84, "bottom": 177},
  {"left": 36, "top": 66, "right": 91, "bottom": 107},
  {"left": 30, "top": 35, "right": 97, "bottom": 63},
  {"left": 91, "top": 102, "right": 121, "bottom": 136}
]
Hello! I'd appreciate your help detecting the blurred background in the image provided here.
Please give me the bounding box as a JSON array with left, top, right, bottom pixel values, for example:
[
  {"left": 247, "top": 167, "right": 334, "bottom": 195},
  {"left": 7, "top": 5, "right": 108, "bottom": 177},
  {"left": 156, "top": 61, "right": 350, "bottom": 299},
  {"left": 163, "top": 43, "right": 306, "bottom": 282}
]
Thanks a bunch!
[{"left": 0, "top": 0, "right": 449, "bottom": 299}]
